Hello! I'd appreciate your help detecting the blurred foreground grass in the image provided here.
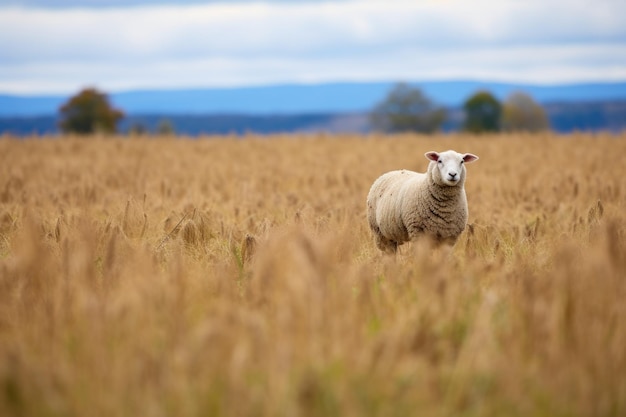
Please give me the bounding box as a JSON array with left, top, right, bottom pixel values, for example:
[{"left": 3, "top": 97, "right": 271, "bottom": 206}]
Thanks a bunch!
[{"left": 0, "top": 133, "right": 625, "bottom": 417}]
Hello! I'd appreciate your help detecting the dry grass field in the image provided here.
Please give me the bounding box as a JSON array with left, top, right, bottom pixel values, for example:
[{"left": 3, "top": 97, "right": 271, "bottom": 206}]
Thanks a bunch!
[{"left": 0, "top": 133, "right": 625, "bottom": 417}]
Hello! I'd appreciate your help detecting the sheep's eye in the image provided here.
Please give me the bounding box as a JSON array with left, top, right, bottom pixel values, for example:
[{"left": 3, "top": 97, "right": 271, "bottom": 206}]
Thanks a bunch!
[
  {"left": 437, "top": 160, "right": 442, "bottom": 164},
  {"left": 460, "top": 160, "right": 464, "bottom": 164}
]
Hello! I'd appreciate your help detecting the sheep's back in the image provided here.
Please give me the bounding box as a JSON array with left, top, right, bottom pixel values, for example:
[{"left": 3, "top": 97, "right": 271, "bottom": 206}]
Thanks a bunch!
[{"left": 368, "top": 170, "right": 424, "bottom": 243}]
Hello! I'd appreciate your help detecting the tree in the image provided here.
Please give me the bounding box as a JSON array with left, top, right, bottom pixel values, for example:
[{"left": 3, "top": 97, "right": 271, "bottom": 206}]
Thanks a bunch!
[
  {"left": 502, "top": 91, "right": 550, "bottom": 132},
  {"left": 129, "top": 122, "right": 148, "bottom": 136},
  {"left": 370, "top": 83, "right": 446, "bottom": 133},
  {"left": 157, "top": 119, "right": 175, "bottom": 136},
  {"left": 463, "top": 91, "right": 502, "bottom": 133},
  {"left": 59, "top": 88, "right": 124, "bottom": 134}
]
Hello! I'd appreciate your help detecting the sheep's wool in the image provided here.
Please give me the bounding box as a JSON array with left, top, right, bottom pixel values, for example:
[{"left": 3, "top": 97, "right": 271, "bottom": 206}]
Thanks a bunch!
[{"left": 367, "top": 150, "right": 478, "bottom": 252}]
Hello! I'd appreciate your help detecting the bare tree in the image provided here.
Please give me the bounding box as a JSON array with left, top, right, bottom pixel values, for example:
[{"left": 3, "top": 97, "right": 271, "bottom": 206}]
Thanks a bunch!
[{"left": 370, "top": 83, "right": 446, "bottom": 133}]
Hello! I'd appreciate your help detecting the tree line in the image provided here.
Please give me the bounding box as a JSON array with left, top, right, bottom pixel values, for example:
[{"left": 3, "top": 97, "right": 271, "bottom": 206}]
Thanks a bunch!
[
  {"left": 370, "top": 82, "right": 550, "bottom": 134},
  {"left": 58, "top": 84, "right": 549, "bottom": 135}
]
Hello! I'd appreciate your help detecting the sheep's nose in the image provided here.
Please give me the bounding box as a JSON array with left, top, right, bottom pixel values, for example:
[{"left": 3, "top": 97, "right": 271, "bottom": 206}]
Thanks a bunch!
[{"left": 449, "top": 172, "right": 457, "bottom": 179}]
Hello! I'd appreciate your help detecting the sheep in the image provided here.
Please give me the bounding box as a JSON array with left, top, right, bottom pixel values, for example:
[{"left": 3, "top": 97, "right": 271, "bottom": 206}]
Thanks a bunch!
[{"left": 367, "top": 150, "right": 479, "bottom": 253}]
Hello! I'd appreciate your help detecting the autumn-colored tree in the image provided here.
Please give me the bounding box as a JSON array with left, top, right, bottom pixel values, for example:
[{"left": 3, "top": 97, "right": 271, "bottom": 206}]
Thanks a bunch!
[
  {"left": 370, "top": 83, "right": 446, "bottom": 133},
  {"left": 502, "top": 91, "right": 550, "bottom": 132},
  {"left": 463, "top": 91, "right": 502, "bottom": 133},
  {"left": 59, "top": 88, "right": 124, "bottom": 134}
]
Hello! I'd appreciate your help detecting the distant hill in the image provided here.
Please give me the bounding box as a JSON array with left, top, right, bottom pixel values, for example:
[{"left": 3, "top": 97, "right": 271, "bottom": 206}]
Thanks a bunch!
[
  {"left": 543, "top": 101, "right": 626, "bottom": 133},
  {"left": 2, "top": 100, "right": 625, "bottom": 136},
  {"left": 2, "top": 80, "right": 626, "bottom": 117}
]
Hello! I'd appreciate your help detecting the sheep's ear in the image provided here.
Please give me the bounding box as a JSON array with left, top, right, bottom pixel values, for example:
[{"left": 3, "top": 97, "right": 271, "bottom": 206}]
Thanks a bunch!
[
  {"left": 425, "top": 152, "right": 439, "bottom": 162},
  {"left": 463, "top": 153, "right": 479, "bottom": 163}
]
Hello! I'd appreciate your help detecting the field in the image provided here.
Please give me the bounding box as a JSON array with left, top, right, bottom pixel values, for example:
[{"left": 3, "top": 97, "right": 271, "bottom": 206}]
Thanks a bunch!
[{"left": 0, "top": 133, "right": 625, "bottom": 417}]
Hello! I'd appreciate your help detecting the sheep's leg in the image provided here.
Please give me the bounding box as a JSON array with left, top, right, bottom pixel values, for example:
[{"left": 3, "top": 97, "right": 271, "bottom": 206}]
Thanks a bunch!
[
  {"left": 368, "top": 205, "right": 398, "bottom": 253},
  {"left": 372, "top": 227, "right": 398, "bottom": 253}
]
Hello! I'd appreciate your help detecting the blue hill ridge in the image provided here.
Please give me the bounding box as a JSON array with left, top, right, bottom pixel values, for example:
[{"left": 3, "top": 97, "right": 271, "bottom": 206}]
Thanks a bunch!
[{"left": 1, "top": 80, "right": 626, "bottom": 117}]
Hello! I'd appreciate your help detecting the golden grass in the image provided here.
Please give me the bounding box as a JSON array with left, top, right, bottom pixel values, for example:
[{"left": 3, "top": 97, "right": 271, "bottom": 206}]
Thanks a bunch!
[{"left": 0, "top": 132, "right": 625, "bottom": 417}]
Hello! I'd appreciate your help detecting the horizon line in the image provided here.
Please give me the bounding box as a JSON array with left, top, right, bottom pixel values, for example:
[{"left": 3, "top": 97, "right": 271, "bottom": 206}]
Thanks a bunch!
[{"left": 3, "top": 78, "right": 626, "bottom": 98}]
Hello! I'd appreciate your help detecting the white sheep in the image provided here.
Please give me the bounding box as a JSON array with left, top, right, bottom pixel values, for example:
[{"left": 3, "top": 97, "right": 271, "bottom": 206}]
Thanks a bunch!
[{"left": 367, "top": 150, "right": 479, "bottom": 253}]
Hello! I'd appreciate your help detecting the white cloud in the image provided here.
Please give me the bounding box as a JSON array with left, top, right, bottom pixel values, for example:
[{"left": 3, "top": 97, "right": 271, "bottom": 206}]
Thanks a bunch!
[{"left": 0, "top": 0, "right": 625, "bottom": 94}]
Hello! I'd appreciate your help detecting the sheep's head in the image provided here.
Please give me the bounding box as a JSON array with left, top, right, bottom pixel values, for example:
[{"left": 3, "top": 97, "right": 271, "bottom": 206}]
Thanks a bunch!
[{"left": 425, "top": 150, "right": 479, "bottom": 186}]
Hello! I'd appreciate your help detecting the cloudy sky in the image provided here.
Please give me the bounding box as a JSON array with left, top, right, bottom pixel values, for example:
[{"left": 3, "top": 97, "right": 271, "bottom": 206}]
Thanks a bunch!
[{"left": 1, "top": 0, "right": 625, "bottom": 95}]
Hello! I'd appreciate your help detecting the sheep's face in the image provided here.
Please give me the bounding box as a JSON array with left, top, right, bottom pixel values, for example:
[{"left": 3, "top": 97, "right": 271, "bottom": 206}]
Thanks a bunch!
[{"left": 425, "top": 150, "right": 479, "bottom": 186}]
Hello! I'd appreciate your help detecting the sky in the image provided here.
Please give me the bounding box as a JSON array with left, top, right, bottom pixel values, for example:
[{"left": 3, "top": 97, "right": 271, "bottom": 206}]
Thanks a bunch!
[{"left": 1, "top": 0, "right": 626, "bottom": 95}]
